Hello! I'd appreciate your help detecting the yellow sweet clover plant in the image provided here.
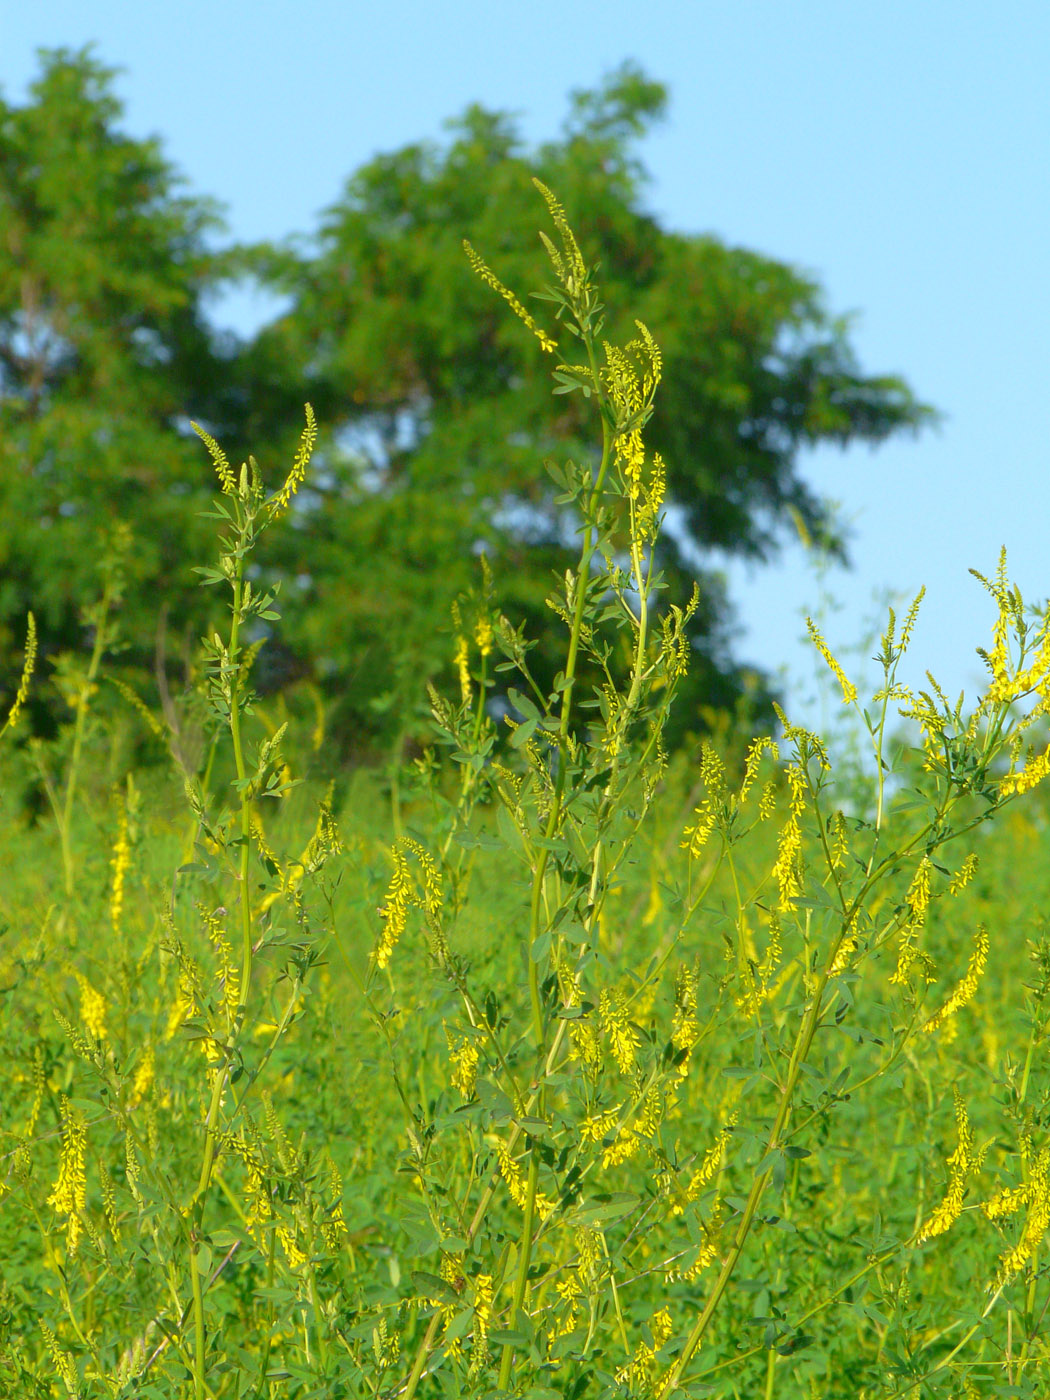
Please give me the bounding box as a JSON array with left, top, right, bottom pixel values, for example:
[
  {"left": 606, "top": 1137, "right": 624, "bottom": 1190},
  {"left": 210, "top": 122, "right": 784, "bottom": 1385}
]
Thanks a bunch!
[{"left": 3, "top": 189, "right": 1050, "bottom": 1398}]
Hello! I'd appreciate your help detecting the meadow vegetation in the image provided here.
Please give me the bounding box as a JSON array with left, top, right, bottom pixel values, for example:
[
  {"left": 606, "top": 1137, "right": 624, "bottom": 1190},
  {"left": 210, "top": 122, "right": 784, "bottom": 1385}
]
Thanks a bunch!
[{"left": 2, "top": 188, "right": 1050, "bottom": 1400}]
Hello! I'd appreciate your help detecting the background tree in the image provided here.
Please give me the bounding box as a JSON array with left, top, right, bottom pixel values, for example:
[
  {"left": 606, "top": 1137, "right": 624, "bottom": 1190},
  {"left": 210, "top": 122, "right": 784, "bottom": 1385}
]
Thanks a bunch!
[
  {"left": 245, "top": 62, "right": 935, "bottom": 752},
  {"left": 0, "top": 47, "right": 248, "bottom": 730},
  {"left": 0, "top": 52, "right": 935, "bottom": 759}
]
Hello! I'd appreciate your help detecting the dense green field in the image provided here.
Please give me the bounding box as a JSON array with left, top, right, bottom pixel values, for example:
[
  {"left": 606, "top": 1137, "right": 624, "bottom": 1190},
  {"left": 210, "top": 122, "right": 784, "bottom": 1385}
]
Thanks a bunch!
[
  {"left": 2, "top": 192, "right": 1049, "bottom": 1399},
  {"left": 2, "top": 717, "right": 1050, "bottom": 1398}
]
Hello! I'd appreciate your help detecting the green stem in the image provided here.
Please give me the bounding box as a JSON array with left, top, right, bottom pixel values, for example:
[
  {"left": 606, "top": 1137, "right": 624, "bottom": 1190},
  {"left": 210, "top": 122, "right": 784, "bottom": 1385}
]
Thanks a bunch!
[
  {"left": 58, "top": 581, "right": 114, "bottom": 897},
  {"left": 190, "top": 555, "right": 255, "bottom": 1400}
]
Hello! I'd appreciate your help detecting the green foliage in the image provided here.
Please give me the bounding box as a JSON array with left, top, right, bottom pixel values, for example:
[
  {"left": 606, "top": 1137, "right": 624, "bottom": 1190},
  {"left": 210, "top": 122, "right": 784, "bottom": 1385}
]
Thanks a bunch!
[
  {"left": 0, "top": 47, "right": 251, "bottom": 699},
  {"left": 245, "top": 60, "right": 934, "bottom": 748},
  {"left": 0, "top": 52, "right": 935, "bottom": 761}
]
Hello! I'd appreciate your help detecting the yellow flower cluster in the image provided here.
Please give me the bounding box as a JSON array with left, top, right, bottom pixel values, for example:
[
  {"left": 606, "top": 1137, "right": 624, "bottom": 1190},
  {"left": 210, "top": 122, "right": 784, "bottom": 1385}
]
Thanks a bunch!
[
  {"left": 614, "top": 1306, "right": 674, "bottom": 1392},
  {"left": 190, "top": 420, "right": 237, "bottom": 494},
  {"left": 923, "top": 925, "right": 989, "bottom": 1033},
  {"left": 462, "top": 240, "right": 557, "bottom": 354},
  {"left": 918, "top": 1090, "right": 984, "bottom": 1243},
  {"left": 39, "top": 1321, "right": 79, "bottom": 1399},
  {"left": 805, "top": 618, "right": 858, "bottom": 704},
  {"left": 984, "top": 1144, "right": 1050, "bottom": 1284},
  {"left": 682, "top": 742, "right": 728, "bottom": 859},
  {"left": 76, "top": 973, "right": 108, "bottom": 1043},
  {"left": 771, "top": 764, "right": 807, "bottom": 912},
  {"left": 548, "top": 1270, "right": 583, "bottom": 1341},
  {"left": 891, "top": 855, "right": 935, "bottom": 987},
  {"left": 597, "top": 987, "right": 638, "bottom": 1077},
  {"left": 268, "top": 404, "right": 317, "bottom": 518},
  {"left": 469, "top": 1273, "right": 494, "bottom": 1377},
  {"left": 372, "top": 836, "right": 443, "bottom": 970},
  {"left": 47, "top": 1095, "right": 87, "bottom": 1254},
  {"left": 495, "top": 1139, "right": 555, "bottom": 1219},
  {"left": 673, "top": 1117, "right": 736, "bottom": 1217},
  {"left": 446, "top": 1028, "right": 480, "bottom": 1099},
  {"left": 670, "top": 965, "right": 700, "bottom": 1079},
  {"left": 3, "top": 612, "right": 36, "bottom": 734},
  {"left": 533, "top": 179, "right": 588, "bottom": 296},
  {"left": 109, "top": 797, "right": 132, "bottom": 936}
]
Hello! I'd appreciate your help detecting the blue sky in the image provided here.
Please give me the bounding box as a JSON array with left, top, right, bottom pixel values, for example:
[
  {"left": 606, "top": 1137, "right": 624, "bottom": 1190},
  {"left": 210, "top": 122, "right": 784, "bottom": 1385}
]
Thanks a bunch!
[{"left": 4, "top": 0, "right": 1048, "bottom": 724}]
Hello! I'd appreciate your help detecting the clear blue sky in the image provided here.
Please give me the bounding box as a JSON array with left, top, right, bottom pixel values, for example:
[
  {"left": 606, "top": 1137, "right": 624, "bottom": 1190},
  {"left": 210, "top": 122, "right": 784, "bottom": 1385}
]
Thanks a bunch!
[{"left": 4, "top": 1, "right": 1048, "bottom": 722}]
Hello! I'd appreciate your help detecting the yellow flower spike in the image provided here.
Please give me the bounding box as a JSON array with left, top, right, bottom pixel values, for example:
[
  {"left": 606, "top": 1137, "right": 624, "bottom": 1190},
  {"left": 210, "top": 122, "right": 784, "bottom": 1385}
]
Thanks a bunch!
[
  {"left": 597, "top": 987, "right": 638, "bottom": 1076},
  {"left": 984, "top": 1147, "right": 1050, "bottom": 1285},
  {"left": 39, "top": 1322, "right": 80, "bottom": 1398},
  {"left": 47, "top": 1095, "right": 87, "bottom": 1255},
  {"left": 918, "top": 1089, "right": 984, "bottom": 1243},
  {"left": 190, "top": 420, "right": 237, "bottom": 494},
  {"left": 454, "top": 634, "right": 471, "bottom": 706},
  {"left": 739, "top": 736, "right": 779, "bottom": 805},
  {"left": 3, "top": 612, "right": 36, "bottom": 733},
  {"left": 923, "top": 925, "right": 990, "bottom": 1033},
  {"left": 269, "top": 404, "right": 317, "bottom": 518},
  {"left": 76, "top": 974, "right": 108, "bottom": 1042},
  {"left": 580, "top": 1105, "right": 621, "bottom": 1145},
  {"left": 806, "top": 618, "right": 858, "bottom": 704},
  {"left": 446, "top": 1028, "right": 480, "bottom": 1099},
  {"left": 1000, "top": 741, "right": 1050, "bottom": 797},
  {"left": 109, "top": 797, "right": 131, "bottom": 936},
  {"left": 470, "top": 1274, "right": 494, "bottom": 1376},
  {"left": 463, "top": 241, "right": 557, "bottom": 353},
  {"left": 531, "top": 178, "right": 587, "bottom": 289}
]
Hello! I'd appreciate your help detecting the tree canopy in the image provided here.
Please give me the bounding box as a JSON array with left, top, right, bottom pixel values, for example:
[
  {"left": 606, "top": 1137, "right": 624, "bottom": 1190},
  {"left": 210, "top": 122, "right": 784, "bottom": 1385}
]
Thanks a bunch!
[{"left": 0, "top": 50, "right": 935, "bottom": 756}]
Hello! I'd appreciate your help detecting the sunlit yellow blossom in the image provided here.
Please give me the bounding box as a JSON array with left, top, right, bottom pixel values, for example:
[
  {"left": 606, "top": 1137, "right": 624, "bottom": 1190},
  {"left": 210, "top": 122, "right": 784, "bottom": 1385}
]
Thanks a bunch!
[
  {"left": 580, "top": 1105, "right": 621, "bottom": 1145},
  {"left": 918, "top": 1090, "right": 983, "bottom": 1242},
  {"left": 40, "top": 1321, "right": 79, "bottom": 1398},
  {"left": 3, "top": 612, "right": 36, "bottom": 733},
  {"left": 923, "top": 925, "right": 989, "bottom": 1033},
  {"left": 615, "top": 1306, "right": 674, "bottom": 1389},
  {"left": 495, "top": 1140, "right": 554, "bottom": 1218},
  {"left": 551, "top": 1271, "right": 582, "bottom": 1339},
  {"left": 1000, "top": 742, "right": 1050, "bottom": 797},
  {"left": 463, "top": 241, "right": 557, "bottom": 353},
  {"left": 532, "top": 179, "right": 588, "bottom": 290},
  {"left": 947, "top": 853, "right": 979, "bottom": 896},
  {"left": 470, "top": 1274, "right": 494, "bottom": 1375},
  {"left": 77, "top": 974, "right": 108, "bottom": 1042},
  {"left": 739, "top": 736, "right": 779, "bottom": 804},
  {"left": 598, "top": 988, "right": 638, "bottom": 1076},
  {"left": 128, "top": 1045, "right": 154, "bottom": 1109},
  {"left": 47, "top": 1096, "right": 87, "bottom": 1254},
  {"left": 806, "top": 618, "right": 857, "bottom": 703},
  {"left": 190, "top": 420, "right": 236, "bottom": 493},
  {"left": 109, "top": 799, "right": 131, "bottom": 935},
  {"left": 269, "top": 404, "right": 317, "bottom": 517},
  {"left": 373, "top": 836, "right": 444, "bottom": 969},
  {"left": 447, "top": 1029, "right": 480, "bottom": 1099},
  {"left": 602, "top": 1127, "right": 641, "bottom": 1168},
  {"left": 828, "top": 934, "right": 858, "bottom": 977},
  {"left": 454, "top": 635, "right": 471, "bottom": 705},
  {"left": 674, "top": 1117, "right": 736, "bottom": 1215}
]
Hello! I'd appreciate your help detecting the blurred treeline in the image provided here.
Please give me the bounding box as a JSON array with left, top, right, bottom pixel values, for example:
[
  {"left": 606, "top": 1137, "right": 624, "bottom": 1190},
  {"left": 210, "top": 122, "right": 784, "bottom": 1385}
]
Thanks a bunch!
[{"left": 0, "top": 48, "right": 935, "bottom": 763}]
